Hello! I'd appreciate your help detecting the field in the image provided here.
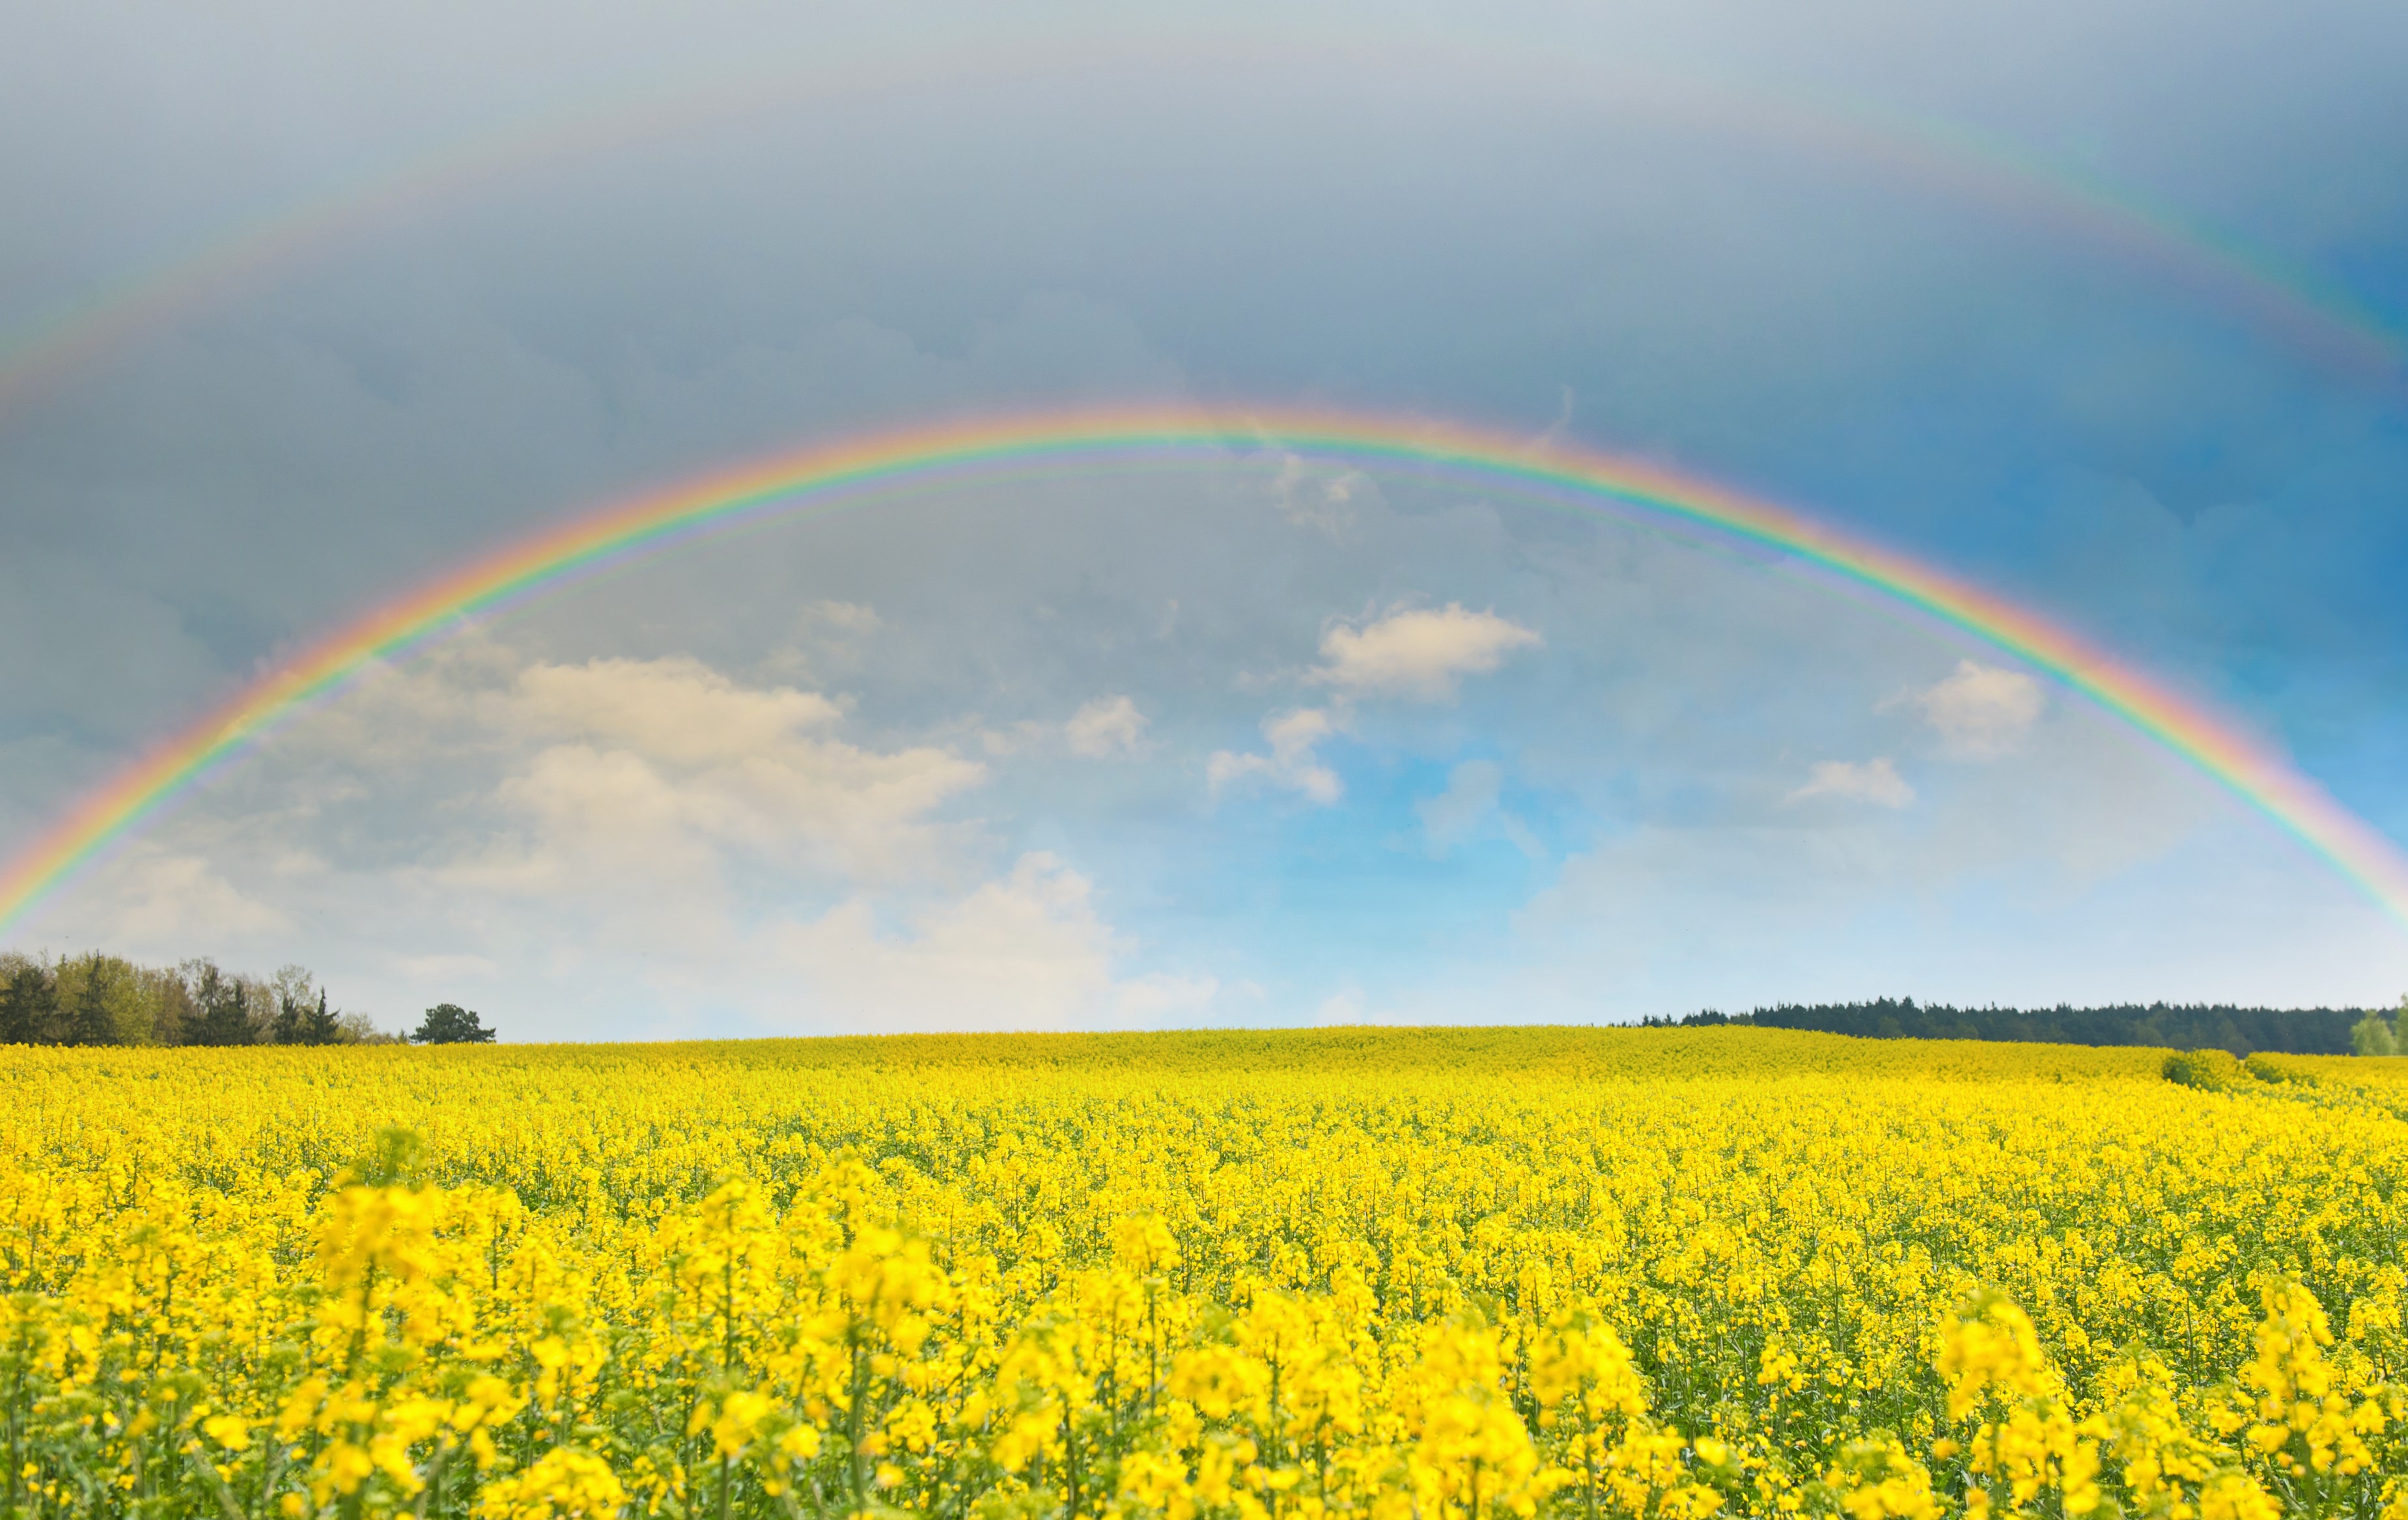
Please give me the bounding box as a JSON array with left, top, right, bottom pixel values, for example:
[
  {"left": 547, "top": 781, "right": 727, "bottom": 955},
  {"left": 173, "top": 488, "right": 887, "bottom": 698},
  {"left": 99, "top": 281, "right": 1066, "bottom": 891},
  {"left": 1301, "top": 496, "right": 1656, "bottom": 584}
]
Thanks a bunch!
[{"left": 2, "top": 1028, "right": 2403, "bottom": 1519}]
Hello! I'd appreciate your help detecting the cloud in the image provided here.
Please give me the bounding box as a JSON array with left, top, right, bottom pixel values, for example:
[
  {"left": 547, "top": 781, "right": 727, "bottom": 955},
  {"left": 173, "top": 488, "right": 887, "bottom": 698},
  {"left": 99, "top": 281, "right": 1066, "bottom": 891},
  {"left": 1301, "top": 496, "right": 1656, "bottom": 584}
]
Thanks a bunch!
[
  {"left": 1315, "top": 987, "right": 1369, "bottom": 1023},
  {"left": 456, "top": 656, "right": 987, "bottom": 894},
  {"left": 760, "top": 601, "right": 884, "bottom": 683},
  {"left": 1267, "top": 450, "right": 1370, "bottom": 536},
  {"left": 1065, "top": 695, "right": 1149, "bottom": 758},
  {"left": 1787, "top": 757, "right": 1915, "bottom": 808},
  {"left": 1208, "top": 706, "right": 1345, "bottom": 805},
  {"left": 1311, "top": 604, "right": 1542, "bottom": 702},
  {"left": 1907, "top": 661, "right": 2047, "bottom": 758},
  {"left": 765, "top": 852, "right": 1194, "bottom": 1032},
  {"left": 512, "top": 657, "right": 844, "bottom": 766},
  {"left": 802, "top": 601, "right": 882, "bottom": 637},
  {"left": 977, "top": 695, "right": 1151, "bottom": 760},
  {"left": 1416, "top": 760, "right": 1544, "bottom": 859},
  {"left": 1212, "top": 605, "right": 1539, "bottom": 810},
  {"left": 392, "top": 952, "right": 499, "bottom": 982},
  {"left": 79, "top": 849, "right": 292, "bottom": 947}
]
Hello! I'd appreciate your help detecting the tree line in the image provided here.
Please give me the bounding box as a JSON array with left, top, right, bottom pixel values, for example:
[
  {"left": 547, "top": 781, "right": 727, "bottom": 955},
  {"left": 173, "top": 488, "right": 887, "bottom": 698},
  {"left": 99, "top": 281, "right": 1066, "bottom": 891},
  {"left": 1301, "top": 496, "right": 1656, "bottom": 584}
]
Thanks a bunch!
[
  {"left": 1644, "top": 997, "right": 2406, "bottom": 1057},
  {"left": 0, "top": 950, "right": 498, "bottom": 1045}
]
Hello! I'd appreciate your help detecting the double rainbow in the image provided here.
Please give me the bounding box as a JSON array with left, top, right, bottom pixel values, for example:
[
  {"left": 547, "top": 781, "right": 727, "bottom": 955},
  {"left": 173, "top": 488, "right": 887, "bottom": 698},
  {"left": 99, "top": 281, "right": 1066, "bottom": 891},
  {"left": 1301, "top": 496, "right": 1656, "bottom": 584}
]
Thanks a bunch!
[{"left": 4, "top": 406, "right": 2405, "bottom": 937}]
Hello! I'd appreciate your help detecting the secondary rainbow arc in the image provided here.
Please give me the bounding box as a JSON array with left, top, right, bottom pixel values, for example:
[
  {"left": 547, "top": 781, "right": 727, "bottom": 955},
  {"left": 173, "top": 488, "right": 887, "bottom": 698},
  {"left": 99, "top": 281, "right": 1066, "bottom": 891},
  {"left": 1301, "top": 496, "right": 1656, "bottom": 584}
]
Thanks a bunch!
[
  {"left": 0, "top": 35, "right": 2396, "bottom": 417},
  {"left": 3, "top": 406, "right": 2405, "bottom": 938}
]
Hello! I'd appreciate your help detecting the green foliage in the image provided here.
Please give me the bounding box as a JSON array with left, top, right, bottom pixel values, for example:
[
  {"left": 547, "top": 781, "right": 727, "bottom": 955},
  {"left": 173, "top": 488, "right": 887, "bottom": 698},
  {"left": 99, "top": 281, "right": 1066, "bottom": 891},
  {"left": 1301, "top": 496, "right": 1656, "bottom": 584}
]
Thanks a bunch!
[
  {"left": 57, "top": 954, "right": 122, "bottom": 1046},
  {"left": 351, "top": 1125, "right": 426, "bottom": 1186},
  {"left": 411, "top": 1002, "right": 497, "bottom": 1043},
  {"left": 0, "top": 950, "right": 384, "bottom": 1047},
  {"left": 184, "top": 960, "right": 256, "bottom": 1046},
  {"left": 2354, "top": 1007, "right": 2401, "bottom": 1057},
  {"left": 2161, "top": 1047, "right": 2243, "bottom": 1090},
  {"left": 2243, "top": 1052, "right": 2318, "bottom": 1085},
  {"left": 0, "top": 960, "right": 58, "bottom": 1044},
  {"left": 2350, "top": 997, "right": 2408, "bottom": 1060},
  {"left": 303, "top": 989, "right": 343, "bottom": 1043},
  {"left": 1707, "top": 998, "right": 2375, "bottom": 1055}
]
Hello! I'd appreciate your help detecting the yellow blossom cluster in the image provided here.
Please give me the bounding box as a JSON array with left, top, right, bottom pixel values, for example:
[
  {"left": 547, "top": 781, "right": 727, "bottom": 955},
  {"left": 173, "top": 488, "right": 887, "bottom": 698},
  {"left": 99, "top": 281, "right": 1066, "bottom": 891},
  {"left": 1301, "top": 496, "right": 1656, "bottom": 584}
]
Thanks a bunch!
[{"left": 0, "top": 1026, "right": 2401, "bottom": 1518}]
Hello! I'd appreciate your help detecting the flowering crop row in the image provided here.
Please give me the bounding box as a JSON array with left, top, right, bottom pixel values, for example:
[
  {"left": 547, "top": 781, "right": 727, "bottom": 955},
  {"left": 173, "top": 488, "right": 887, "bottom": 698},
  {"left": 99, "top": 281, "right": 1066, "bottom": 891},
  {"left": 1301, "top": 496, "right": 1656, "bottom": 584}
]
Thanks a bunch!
[{"left": 0, "top": 1027, "right": 2401, "bottom": 1518}]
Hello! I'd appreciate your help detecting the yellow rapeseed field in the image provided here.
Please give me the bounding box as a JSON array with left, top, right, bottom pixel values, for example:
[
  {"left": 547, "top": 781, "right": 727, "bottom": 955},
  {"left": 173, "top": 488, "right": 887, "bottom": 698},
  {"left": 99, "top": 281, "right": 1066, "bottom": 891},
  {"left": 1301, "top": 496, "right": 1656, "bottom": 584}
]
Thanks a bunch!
[{"left": 1, "top": 1027, "right": 2402, "bottom": 1519}]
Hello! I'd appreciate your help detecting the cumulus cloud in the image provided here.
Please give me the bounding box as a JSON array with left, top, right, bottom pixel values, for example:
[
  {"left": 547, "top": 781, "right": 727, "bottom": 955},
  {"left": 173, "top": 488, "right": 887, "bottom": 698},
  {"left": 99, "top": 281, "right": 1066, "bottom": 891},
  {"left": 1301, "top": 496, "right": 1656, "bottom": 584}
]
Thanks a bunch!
[
  {"left": 1787, "top": 757, "right": 1915, "bottom": 808},
  {"left": 764, "top": 852, "right": 1197, "bottom": 1032},
  {"left": 1208, "top": 707, "right": 1345, "bottom": 805},
  {"left": 1212, "top": 605, "right": 1538, "bottom": 810},
  {"left": 1065, "top": 695, "right": 1149, "bottom": 758},
  {"left": 511, "top": 656, "right": 844, "bottom": 766},
  {"left": 83, "top": 849, "right": 291, "bottom": 947},
  {"left": 1907, "top": 661, "right": 2047, "bottom": 758},
  {"left": 457, "top": 656, "right": 987, "bottom": 894},
  {"left": 1311, "top": 604, "right": 1542, "bottom": 702}
]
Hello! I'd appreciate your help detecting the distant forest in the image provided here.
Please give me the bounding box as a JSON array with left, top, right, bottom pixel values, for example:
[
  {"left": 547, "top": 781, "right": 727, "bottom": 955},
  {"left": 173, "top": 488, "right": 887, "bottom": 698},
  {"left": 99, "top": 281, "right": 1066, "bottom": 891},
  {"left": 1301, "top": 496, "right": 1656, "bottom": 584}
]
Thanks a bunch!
[
  {"left": 1644, "top": 998, "right": 2391, "bottom": 1055},
  {"left": 0, "top": 950, "right": 391, "bottom": 1046}
]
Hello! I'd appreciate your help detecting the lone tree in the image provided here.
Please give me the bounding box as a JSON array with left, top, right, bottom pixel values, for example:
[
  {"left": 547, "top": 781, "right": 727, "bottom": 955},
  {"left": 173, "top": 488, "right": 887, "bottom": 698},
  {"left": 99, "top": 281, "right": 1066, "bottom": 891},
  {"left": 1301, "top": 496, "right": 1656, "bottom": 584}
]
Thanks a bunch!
[
  {"left": 2357, "top": 1001, "right": 2404, "bottom": 1057},
  {"left": 412, "top": 1003, "right": 496, "bottom": 1044}
]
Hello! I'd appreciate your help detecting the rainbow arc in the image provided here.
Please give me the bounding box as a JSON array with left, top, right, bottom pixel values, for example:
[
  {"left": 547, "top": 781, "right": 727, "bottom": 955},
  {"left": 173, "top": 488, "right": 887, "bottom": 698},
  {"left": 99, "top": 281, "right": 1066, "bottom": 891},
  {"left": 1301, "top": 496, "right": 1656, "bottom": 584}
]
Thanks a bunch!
[{"left": 3, "top": 407, "right": 2404, "bottom": 937}]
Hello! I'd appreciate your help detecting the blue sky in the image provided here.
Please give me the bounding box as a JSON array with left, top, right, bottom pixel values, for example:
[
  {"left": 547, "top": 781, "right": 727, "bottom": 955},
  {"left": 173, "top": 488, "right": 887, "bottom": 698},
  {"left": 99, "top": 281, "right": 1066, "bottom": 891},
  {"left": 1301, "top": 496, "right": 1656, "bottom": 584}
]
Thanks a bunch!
[{"left": 2, "top": 0, "right": 2404, "bottom": 1037}]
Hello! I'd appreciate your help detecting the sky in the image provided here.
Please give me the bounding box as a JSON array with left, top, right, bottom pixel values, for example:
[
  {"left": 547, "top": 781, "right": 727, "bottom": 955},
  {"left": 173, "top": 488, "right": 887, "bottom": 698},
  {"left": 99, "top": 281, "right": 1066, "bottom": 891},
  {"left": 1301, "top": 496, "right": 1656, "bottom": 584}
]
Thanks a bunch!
[{"left": 3, "top": 0, "right": 2405, "bottom": 1039}]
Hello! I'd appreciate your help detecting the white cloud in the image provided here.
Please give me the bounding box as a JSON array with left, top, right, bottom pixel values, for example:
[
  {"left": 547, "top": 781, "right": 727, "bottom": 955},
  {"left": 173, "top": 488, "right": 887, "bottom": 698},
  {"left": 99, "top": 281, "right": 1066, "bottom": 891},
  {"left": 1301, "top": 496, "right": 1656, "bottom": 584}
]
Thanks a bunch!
[
  {"left": 511, "top": 656, "right": 843, "bottom": 766},
  {"left": 1907, "top": 660, "right": 2047, "bottom": 758},
  {"left": 1311, "top": 603, "right": 1542, "bottom": 702},
  {"left": 1212, "top": 603, "right": 1536, "bottom": 812},
  {"left": 1208, "top": 706, "right": 1345, "bottom": 805},
  {"left": 81, "top": 848, "right": 291, "bottom": 947},
  {"left": 1416, "top": 759, "right": 1544, "bottom": 859},
  {"left": 458, "top": 656, "right": 987, "bottom": 893},
  {"left": 467, "top": 745, "right": 729, "bottom": 894},
  {"left": 1788, "top": 757, "right": 1916, "bottom": 808},
  {"left": 1065, "top": 695, "right": 1149, "bottom": 758},
  {"left": 765, "top": 852, "right": 1196, "bottom": 1032}
]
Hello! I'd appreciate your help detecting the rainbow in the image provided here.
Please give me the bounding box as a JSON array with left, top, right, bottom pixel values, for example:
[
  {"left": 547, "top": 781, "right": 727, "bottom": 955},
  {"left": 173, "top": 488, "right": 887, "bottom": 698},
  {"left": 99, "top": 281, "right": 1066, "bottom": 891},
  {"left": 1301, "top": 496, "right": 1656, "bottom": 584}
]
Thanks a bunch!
[
  {"left": 4, "top": 406, "right": 2406, "bottom": 938},
  {"left": 0, "top": 36, "right": 2395, "bottom": 416}
]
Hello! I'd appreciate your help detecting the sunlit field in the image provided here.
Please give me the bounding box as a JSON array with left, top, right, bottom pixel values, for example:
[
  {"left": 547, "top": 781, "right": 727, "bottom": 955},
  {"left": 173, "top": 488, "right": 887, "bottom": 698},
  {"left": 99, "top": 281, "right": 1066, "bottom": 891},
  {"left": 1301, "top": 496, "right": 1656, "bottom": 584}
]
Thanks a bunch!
[{"left": 3, "top": 1027, "right": 2403, "bottom": 1518}]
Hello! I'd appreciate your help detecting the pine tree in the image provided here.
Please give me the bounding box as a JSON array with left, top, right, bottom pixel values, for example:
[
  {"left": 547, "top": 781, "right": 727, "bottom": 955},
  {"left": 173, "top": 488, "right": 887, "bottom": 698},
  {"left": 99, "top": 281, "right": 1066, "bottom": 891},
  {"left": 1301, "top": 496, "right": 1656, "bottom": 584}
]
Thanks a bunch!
[
  {"left": 300, "top": 989, "right": 342, "bottom": 1045},
  {"left": 186, "top": 963, "right": 255, "bottom": 1047},
  {"left": 0, "top": 963, "right": 57, "bottom": 1044},
  {"left": 272, "top": 988, "right": 305, "bottom": 1044}
]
